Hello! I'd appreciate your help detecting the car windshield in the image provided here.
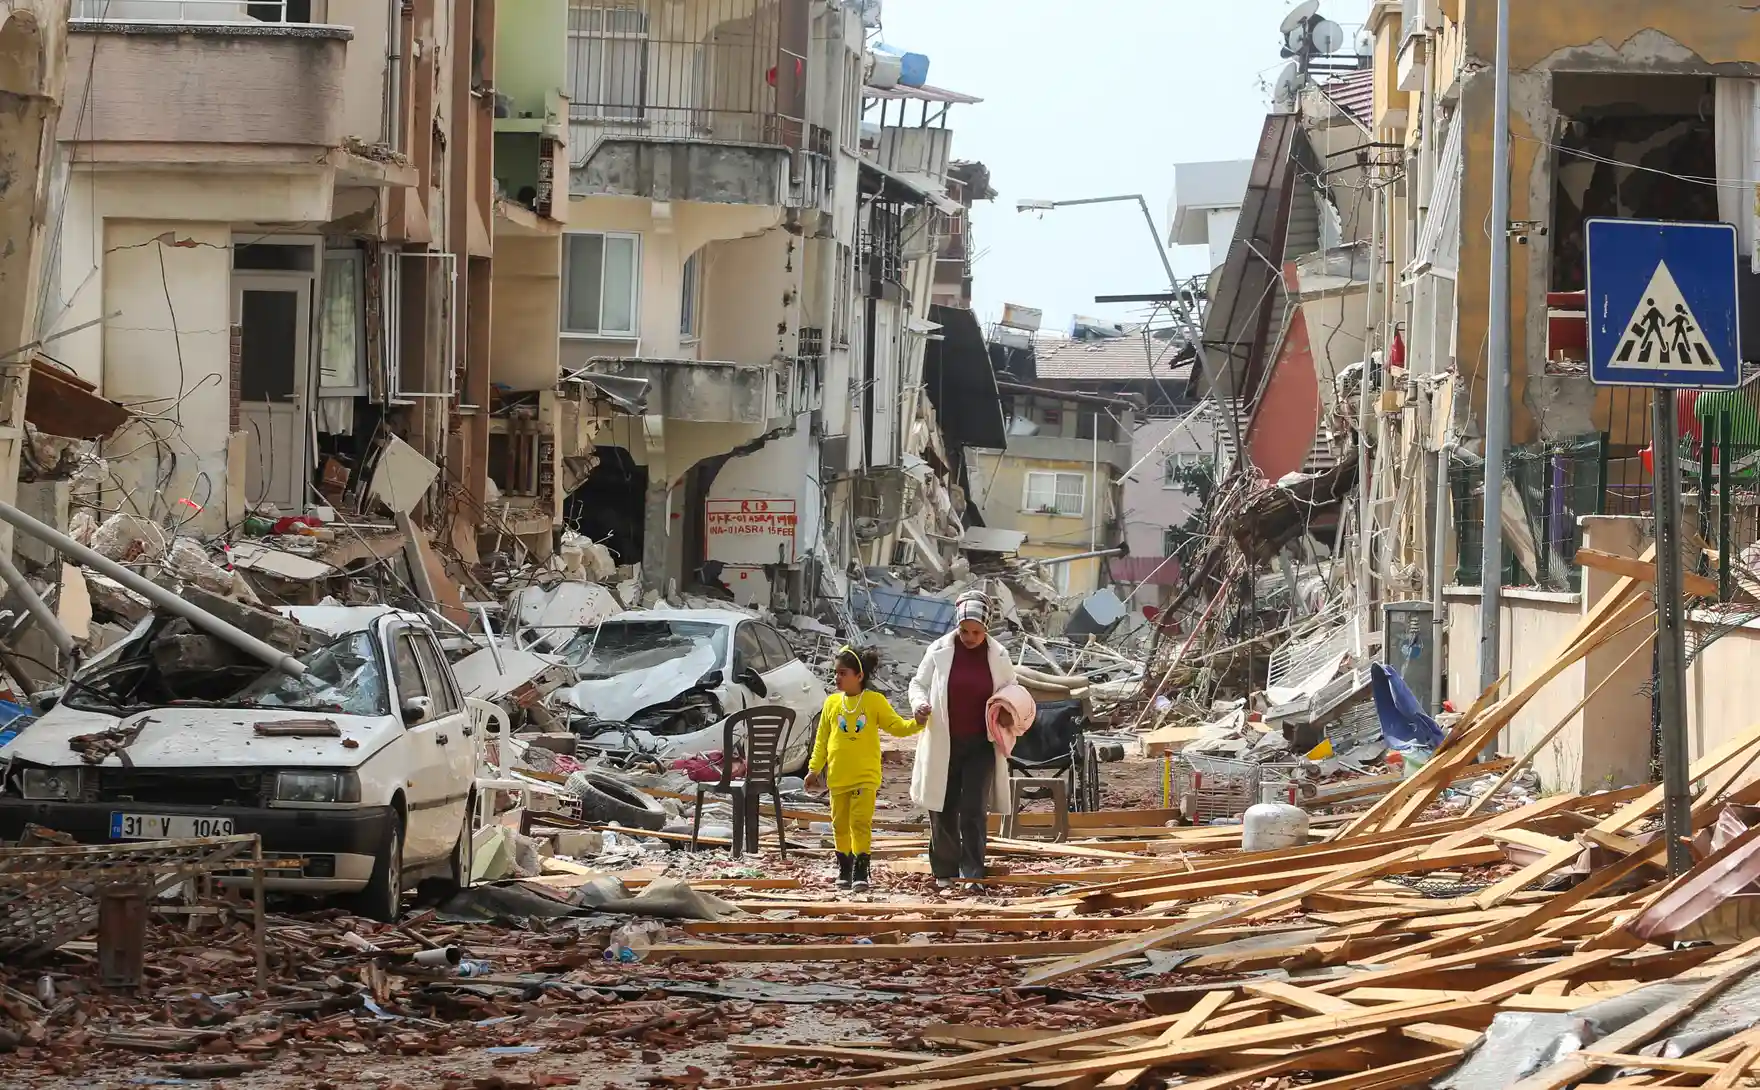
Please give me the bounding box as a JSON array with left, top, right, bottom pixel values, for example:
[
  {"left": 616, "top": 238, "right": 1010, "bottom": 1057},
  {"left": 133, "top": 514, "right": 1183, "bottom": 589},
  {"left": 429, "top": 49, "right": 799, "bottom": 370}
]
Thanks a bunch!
[
  {"left": 559, "top": 620, "right": 728, "bottom": 681},
  {"left": 232, "top": 631, "right": 390, "bottom": 716}
]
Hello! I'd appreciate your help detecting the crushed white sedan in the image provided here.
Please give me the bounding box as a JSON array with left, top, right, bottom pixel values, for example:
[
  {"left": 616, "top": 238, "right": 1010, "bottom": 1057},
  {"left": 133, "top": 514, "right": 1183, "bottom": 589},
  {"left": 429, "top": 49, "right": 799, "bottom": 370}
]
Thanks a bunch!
[{"left": 551, "top": 609, "right": 827, "bottom": 772}]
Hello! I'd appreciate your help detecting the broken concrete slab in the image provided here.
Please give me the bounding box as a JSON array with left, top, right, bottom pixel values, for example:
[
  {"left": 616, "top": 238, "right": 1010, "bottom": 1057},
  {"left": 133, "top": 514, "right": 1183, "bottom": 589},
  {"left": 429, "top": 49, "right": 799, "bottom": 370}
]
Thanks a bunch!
[{"left": 367, "top": 435, "right": 440, "bottom": 516}]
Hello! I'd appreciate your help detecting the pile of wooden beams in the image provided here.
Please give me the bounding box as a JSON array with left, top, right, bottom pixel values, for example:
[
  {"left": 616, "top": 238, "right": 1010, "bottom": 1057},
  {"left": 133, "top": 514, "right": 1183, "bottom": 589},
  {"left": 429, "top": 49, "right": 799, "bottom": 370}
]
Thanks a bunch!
[{"left": 640, "top": 549, "right": 1760, "bottom": 1089}]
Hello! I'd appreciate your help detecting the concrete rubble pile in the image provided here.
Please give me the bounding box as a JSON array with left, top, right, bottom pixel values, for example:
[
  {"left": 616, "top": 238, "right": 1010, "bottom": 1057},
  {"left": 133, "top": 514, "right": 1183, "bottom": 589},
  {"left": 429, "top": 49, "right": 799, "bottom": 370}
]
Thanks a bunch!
[{"left": 0, "top": 523, "right": 1748, "bottom": 1090}]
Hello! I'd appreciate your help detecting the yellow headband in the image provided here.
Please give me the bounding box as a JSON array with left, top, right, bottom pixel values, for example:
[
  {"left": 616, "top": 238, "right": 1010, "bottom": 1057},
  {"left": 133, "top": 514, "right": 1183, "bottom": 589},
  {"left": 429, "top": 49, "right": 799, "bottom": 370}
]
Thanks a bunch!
[{"left": 836, "top": 645, "right": 864, "bottom": 678}]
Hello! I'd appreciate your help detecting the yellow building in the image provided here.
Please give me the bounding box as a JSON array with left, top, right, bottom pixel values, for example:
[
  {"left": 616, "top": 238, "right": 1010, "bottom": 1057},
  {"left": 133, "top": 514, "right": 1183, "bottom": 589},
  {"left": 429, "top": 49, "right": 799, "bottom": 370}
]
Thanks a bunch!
[{"left": 966, "top": 385, "right": 1133, "bottom": 599}]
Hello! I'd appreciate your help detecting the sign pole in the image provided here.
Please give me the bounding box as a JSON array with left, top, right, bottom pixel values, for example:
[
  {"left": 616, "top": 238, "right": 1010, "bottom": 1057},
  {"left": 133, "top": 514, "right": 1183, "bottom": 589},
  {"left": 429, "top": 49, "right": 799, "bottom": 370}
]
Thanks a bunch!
[
  {"left": 1651, "top": 387, "right": 1693, "bottom": 877},
  {"left": 1585, "top": 217, "right": 1740, "bottom": 879}
]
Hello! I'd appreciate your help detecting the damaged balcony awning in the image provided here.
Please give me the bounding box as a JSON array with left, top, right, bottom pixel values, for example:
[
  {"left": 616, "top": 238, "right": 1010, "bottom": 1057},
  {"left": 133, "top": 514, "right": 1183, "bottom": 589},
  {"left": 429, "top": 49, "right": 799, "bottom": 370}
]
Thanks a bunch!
[
  {"left": 560, "top": 368, "right": 650, "bottom": 415},
  {"left": 25, "top": 358, "right": 129, "bottom": 439},
  {"left": 858, "top": 159, "right": 961, "bottom": 215},
  {"left": 923, "top": 303, "right": 1007, "bottom": 451}
]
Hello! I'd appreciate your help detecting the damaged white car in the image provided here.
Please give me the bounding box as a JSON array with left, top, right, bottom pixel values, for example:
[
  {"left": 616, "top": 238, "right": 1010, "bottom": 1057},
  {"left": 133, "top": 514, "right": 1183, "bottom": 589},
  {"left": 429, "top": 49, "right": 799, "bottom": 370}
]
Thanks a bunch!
[
  {"left": 554, "top": 610, "right": 826, "bottom": 772},
  {"left": 0, "top": 606, "right": 475, "bottom": 922}
]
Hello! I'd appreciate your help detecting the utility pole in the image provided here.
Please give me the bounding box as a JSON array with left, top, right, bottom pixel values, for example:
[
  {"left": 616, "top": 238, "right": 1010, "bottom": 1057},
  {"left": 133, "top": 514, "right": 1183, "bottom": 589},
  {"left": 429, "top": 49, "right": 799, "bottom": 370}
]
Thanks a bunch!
[
  {"left": 1015, "top": 194, "right": 1245, "bottom": 465},
  {"left": 1478, "top": 0, "right": 1513, "bottom": 697}
]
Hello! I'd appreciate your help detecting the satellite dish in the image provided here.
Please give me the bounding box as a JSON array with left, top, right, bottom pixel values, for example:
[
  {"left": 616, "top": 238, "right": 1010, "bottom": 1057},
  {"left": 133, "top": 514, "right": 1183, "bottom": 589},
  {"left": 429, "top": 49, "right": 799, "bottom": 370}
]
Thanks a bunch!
[
  {"left": 1355, "top": 28, "right": 1375, "bottom": 57},
  {"left": 1309, "top": 18, "right": 1345, "bottom": 54},
  {"left": 1272, "top": 62, "right": 1303, "bottom": 109},
  {"left": 1278, "top": 0, "right": 1320, "bottom": 35},
  {"left": 1284, "top": 24, "right": 1309, "bottom": 54}
]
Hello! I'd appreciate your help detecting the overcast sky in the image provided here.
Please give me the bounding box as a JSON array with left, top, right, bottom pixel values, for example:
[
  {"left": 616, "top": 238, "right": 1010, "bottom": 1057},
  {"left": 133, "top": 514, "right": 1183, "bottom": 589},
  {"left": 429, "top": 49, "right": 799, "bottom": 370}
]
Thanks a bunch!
[{"left": 874, "top": 0, "right": 1372, "bottom": 334}]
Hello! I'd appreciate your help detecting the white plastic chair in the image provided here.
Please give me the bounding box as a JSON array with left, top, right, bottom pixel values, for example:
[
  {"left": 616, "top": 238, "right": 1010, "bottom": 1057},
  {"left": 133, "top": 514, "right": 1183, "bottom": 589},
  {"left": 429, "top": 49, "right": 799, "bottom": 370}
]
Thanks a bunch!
[{"left": 465, "top": 696, "right": 526, "bottom": 831}]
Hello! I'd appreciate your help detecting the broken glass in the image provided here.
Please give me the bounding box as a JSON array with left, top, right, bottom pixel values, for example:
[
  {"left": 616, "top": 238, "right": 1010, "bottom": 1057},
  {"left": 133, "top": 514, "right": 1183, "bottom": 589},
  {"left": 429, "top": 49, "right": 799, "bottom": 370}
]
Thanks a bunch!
[
  {"left": 559, "top": 620, "right": 729, "bottom": 680},
  {"left": 238, "top": 632, "right": 389, "bottom": 717}
]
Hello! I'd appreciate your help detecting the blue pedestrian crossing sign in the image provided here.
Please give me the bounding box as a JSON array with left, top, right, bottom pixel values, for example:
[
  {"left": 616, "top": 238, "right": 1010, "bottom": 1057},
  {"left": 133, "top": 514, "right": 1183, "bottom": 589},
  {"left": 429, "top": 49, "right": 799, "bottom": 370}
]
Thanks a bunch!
[{"left": 1586, "top": 218, "right": 1742, "bottom": 390}]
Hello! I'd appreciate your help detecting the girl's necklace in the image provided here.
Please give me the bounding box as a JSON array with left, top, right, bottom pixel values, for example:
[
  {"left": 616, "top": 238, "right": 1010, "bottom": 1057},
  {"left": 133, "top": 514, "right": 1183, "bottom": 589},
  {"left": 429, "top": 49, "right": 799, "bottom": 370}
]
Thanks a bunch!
[{"left": 839, "top": 692, "right": 862, "bottom": 714}]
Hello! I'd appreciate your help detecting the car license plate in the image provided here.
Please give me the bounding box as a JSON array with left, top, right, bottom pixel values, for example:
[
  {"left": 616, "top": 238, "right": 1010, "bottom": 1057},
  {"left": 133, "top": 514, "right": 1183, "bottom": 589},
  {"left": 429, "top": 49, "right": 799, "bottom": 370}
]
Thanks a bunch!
[{"left": 109, "top": 813, "right": 235, "bottom": 841}]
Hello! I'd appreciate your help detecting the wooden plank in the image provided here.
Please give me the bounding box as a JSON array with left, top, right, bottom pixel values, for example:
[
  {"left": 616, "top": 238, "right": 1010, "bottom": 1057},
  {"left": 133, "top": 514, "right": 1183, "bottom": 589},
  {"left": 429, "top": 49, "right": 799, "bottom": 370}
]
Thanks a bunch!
[
  {"left": 1242, "top": 979, "right": 1361, "bottom": 1016},
  {"left": 1341, "top": 571, "right": 1649, "bottom": 837},
  {"left": 1571, "top": 1054, "right": 1723, "bottom": 1076},
  {"left": 1295, "top": 1053, "right": 1464, "bottom": 1090},
  {"left": 1021, "top": 846, "right": 1426, "bottom": 986},
  {"left": 680, "top": 916, "right": 1229, "bottom": 937},
  {"left": 1376, "top": 591, "right": 1653, "bottom": 833},
  {"left": 759, "top": 1001, "right": 1489, "bottom": 1090},
  {"left": 1079, "top": 844, "right": 1505, "bottom": 911},
  {"left": 1091, "top": 989, "right": 1233, "bottom": 1090},
  {"left": 1576, "top": 547, "right": 1721, "bottom": 598},
  {"left": 1465, "top": 634, "right": 1653, "bottom": 819},
  {"left": 647, "top": 938, "right": 1118, "bottom": 962}
]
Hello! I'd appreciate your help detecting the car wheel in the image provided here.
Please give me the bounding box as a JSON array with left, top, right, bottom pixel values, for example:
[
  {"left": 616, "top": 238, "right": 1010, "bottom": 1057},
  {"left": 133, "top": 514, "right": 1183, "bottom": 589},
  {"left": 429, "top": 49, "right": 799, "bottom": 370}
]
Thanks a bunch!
[
  {"left": 356, "top": 809, "right": 404, "bottom": 922},
  {"left": 447, "top": 792, "right": 475, "bottom": 891},
  {"left": 564, "top": 770, "right": 668, "bottom": 831}
]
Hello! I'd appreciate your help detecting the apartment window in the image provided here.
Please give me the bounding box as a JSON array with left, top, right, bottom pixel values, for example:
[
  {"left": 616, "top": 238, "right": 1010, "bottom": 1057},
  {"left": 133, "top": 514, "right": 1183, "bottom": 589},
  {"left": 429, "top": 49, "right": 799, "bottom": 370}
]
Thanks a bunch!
[
  {"left": 1023, "top": 471, "right": 1085, "bottom": 517},
  {"left": 832, "top": 243, "right": 853, "bottom": 346},
  {"left": 318, "top": 250, "right": 365, "bottom": 396},
  {"left": 840, "top": 50, "right": 862, "bottom": 152},
  {"left": 568, "top": 5, "right": 648, "bottom": 121},
  {"left": 562, "top": 232, "right": 639, "bottom": 337},
  {"left": 679, "top": 252, "right": 700, "bottom": 339},
  {"left": 1163, "top": 451, "right": 1213, "bottom": 486}
]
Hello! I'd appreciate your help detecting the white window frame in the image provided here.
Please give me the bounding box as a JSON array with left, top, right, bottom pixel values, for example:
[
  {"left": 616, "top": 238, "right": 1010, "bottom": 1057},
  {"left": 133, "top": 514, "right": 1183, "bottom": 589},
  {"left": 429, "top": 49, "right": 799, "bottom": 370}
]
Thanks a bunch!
[
  {"left": 679, "top": 251, "right": 701, "bottom": 340},
  {"left": 567, "top": 4, "right": 650, "bottom": 122},
  {"left": 317, "top": 248, "right": 367, "bottom": 397},
  {"left": 561, "top": 230, "right": 641, "bottom": 339},
  {"left": 1022, "top": 470, "right": 1085, "bottom": 518},
  {"left": 832, "top": 242, "right": 852, "bottom": 347}
]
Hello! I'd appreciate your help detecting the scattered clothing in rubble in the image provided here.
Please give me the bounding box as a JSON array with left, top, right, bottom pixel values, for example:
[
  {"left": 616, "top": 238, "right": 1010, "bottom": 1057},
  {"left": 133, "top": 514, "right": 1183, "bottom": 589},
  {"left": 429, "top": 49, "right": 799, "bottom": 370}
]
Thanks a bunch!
[{"left": 1369, "top": 661, "right": 1445, "bottom": 751}]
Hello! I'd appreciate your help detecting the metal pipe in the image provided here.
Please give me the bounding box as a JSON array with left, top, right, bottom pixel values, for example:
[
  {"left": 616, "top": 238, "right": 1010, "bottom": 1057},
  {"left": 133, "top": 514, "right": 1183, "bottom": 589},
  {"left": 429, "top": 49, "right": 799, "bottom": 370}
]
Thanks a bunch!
[
  {"left": 1430, "top": 446, "right": 1450, "bottom": 714},
  {"left": 1033, "top": 546, "right": 1126, "bottom": 568},
  {"left": 1090, "top": 412, "right": 1099, "bottom": 552},
  {"left": 1479, "top": 0, "right": 1513, "bottom": 697},
  {"left": 1358, "top": 181, "right": 1382, "bottom": 661},
  {"left": 0, "top": 548, "right": 74, "bottom": 661},
  {"left": 1720, "top": 413, "right": 1732, "bottom": 601},
  {"left": 0, "top": 500, "right": 306, "bottom": 678},
  {"left": 1016, "top": 193, "right": 1244, "bottom": 467},
  {"left": 1652, "top": 390, "right": 1691, "bottom": 877}
]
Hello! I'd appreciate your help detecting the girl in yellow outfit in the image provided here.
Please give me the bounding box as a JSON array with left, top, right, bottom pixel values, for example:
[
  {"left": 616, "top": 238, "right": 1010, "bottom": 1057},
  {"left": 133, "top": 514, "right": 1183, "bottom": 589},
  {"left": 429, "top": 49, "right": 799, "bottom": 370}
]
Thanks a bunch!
[{"left": 805, "top": 646, "right": 927, "bottom": 891}]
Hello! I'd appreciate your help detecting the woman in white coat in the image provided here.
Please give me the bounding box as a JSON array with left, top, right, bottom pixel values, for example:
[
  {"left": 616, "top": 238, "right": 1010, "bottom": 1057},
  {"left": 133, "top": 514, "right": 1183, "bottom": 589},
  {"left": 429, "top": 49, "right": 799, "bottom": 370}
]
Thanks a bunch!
[{"left": 908, "top": 590, "right": 1015, "bottom": 888}]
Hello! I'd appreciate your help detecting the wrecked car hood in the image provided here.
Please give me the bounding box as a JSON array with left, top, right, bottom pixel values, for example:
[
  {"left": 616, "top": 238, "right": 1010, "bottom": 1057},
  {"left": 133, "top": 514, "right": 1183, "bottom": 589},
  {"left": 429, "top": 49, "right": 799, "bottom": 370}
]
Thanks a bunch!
[
  {"left": 557, "top": 642, "right": 719, "bottom": 722},
  {"left": 1, "top": 706, "right": 399, "bottom": 769}
]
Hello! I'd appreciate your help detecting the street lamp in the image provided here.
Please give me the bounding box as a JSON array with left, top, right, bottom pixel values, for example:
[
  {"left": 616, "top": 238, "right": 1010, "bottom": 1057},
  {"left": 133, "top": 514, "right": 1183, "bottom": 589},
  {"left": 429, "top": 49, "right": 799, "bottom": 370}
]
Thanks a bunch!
[{"left": 1015, "top": 193, "right": 1242, "bottom": 462}]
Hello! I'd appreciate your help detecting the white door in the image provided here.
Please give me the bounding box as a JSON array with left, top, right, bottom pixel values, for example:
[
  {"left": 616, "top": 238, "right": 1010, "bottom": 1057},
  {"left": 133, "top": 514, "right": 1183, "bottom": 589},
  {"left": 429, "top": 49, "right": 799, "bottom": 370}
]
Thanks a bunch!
[
  {"left": 233, "top": 273, "right": 311, "bottom": 512},
  {"left": 753, "top": 622, "right": 824, "bottom": 771},
  {"left": 386, "top": 625, "right": 457, "bottom": 862}
]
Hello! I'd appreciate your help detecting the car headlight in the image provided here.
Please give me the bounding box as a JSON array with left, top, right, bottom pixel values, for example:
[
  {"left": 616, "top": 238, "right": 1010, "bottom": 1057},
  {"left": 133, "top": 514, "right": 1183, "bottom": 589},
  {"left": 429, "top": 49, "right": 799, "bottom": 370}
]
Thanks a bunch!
[
  {"left": 273, "top": 770, "right": 361, "bottom": 804},
  {"left": 19, "top": 767, "right": 83, "bottom": 801}
]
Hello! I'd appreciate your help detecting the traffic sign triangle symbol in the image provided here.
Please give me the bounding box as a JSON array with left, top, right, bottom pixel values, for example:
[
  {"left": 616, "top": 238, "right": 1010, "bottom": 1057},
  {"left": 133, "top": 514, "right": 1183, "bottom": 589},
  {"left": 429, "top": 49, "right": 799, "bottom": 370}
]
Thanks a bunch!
[{"left": 1609, "top": 260, "right": 1723, "bottom": 372}]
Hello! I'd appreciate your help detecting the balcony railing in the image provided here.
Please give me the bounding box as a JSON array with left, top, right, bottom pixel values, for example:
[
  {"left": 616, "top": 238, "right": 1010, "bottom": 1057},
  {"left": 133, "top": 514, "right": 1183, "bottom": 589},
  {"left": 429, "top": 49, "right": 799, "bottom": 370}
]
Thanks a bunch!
[
  {"left": 72, "top": 0, "right": 298, "bottom": 23},
  {"left": 566, "top": 0, "right": 804, "bottom": 157}
]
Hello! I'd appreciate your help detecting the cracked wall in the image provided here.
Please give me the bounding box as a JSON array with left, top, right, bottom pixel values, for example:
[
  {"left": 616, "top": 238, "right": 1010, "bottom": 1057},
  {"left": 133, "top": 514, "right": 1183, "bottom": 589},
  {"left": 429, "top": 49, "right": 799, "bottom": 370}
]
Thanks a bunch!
[{"left": 1456, "top": 2, "right": 1760, "bottom": 445}]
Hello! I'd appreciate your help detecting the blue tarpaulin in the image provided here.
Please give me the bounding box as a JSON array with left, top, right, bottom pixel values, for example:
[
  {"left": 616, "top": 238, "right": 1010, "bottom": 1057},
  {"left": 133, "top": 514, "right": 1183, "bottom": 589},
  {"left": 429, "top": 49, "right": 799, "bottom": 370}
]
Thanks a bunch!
[{"left": 1369, "top": 662, "right": 1445, "bottom": 750}]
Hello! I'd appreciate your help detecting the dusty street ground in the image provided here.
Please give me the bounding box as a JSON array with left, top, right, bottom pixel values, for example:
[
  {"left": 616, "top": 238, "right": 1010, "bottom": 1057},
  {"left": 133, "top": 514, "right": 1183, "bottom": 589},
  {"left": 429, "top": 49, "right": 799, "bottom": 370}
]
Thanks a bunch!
[{"left": 0, "top": 745, "right": 1181, "bottom": 1090}]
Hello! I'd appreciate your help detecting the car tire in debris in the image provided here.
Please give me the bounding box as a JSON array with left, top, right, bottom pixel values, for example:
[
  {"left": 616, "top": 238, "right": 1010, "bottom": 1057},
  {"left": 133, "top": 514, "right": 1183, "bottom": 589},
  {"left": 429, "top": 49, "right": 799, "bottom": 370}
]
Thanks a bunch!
[
  {"left": 356, "top": 809, "right": 405, "bottom": 922},
  {"left": 565, "top": 770, "right": 667, "bottom": 831}
]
